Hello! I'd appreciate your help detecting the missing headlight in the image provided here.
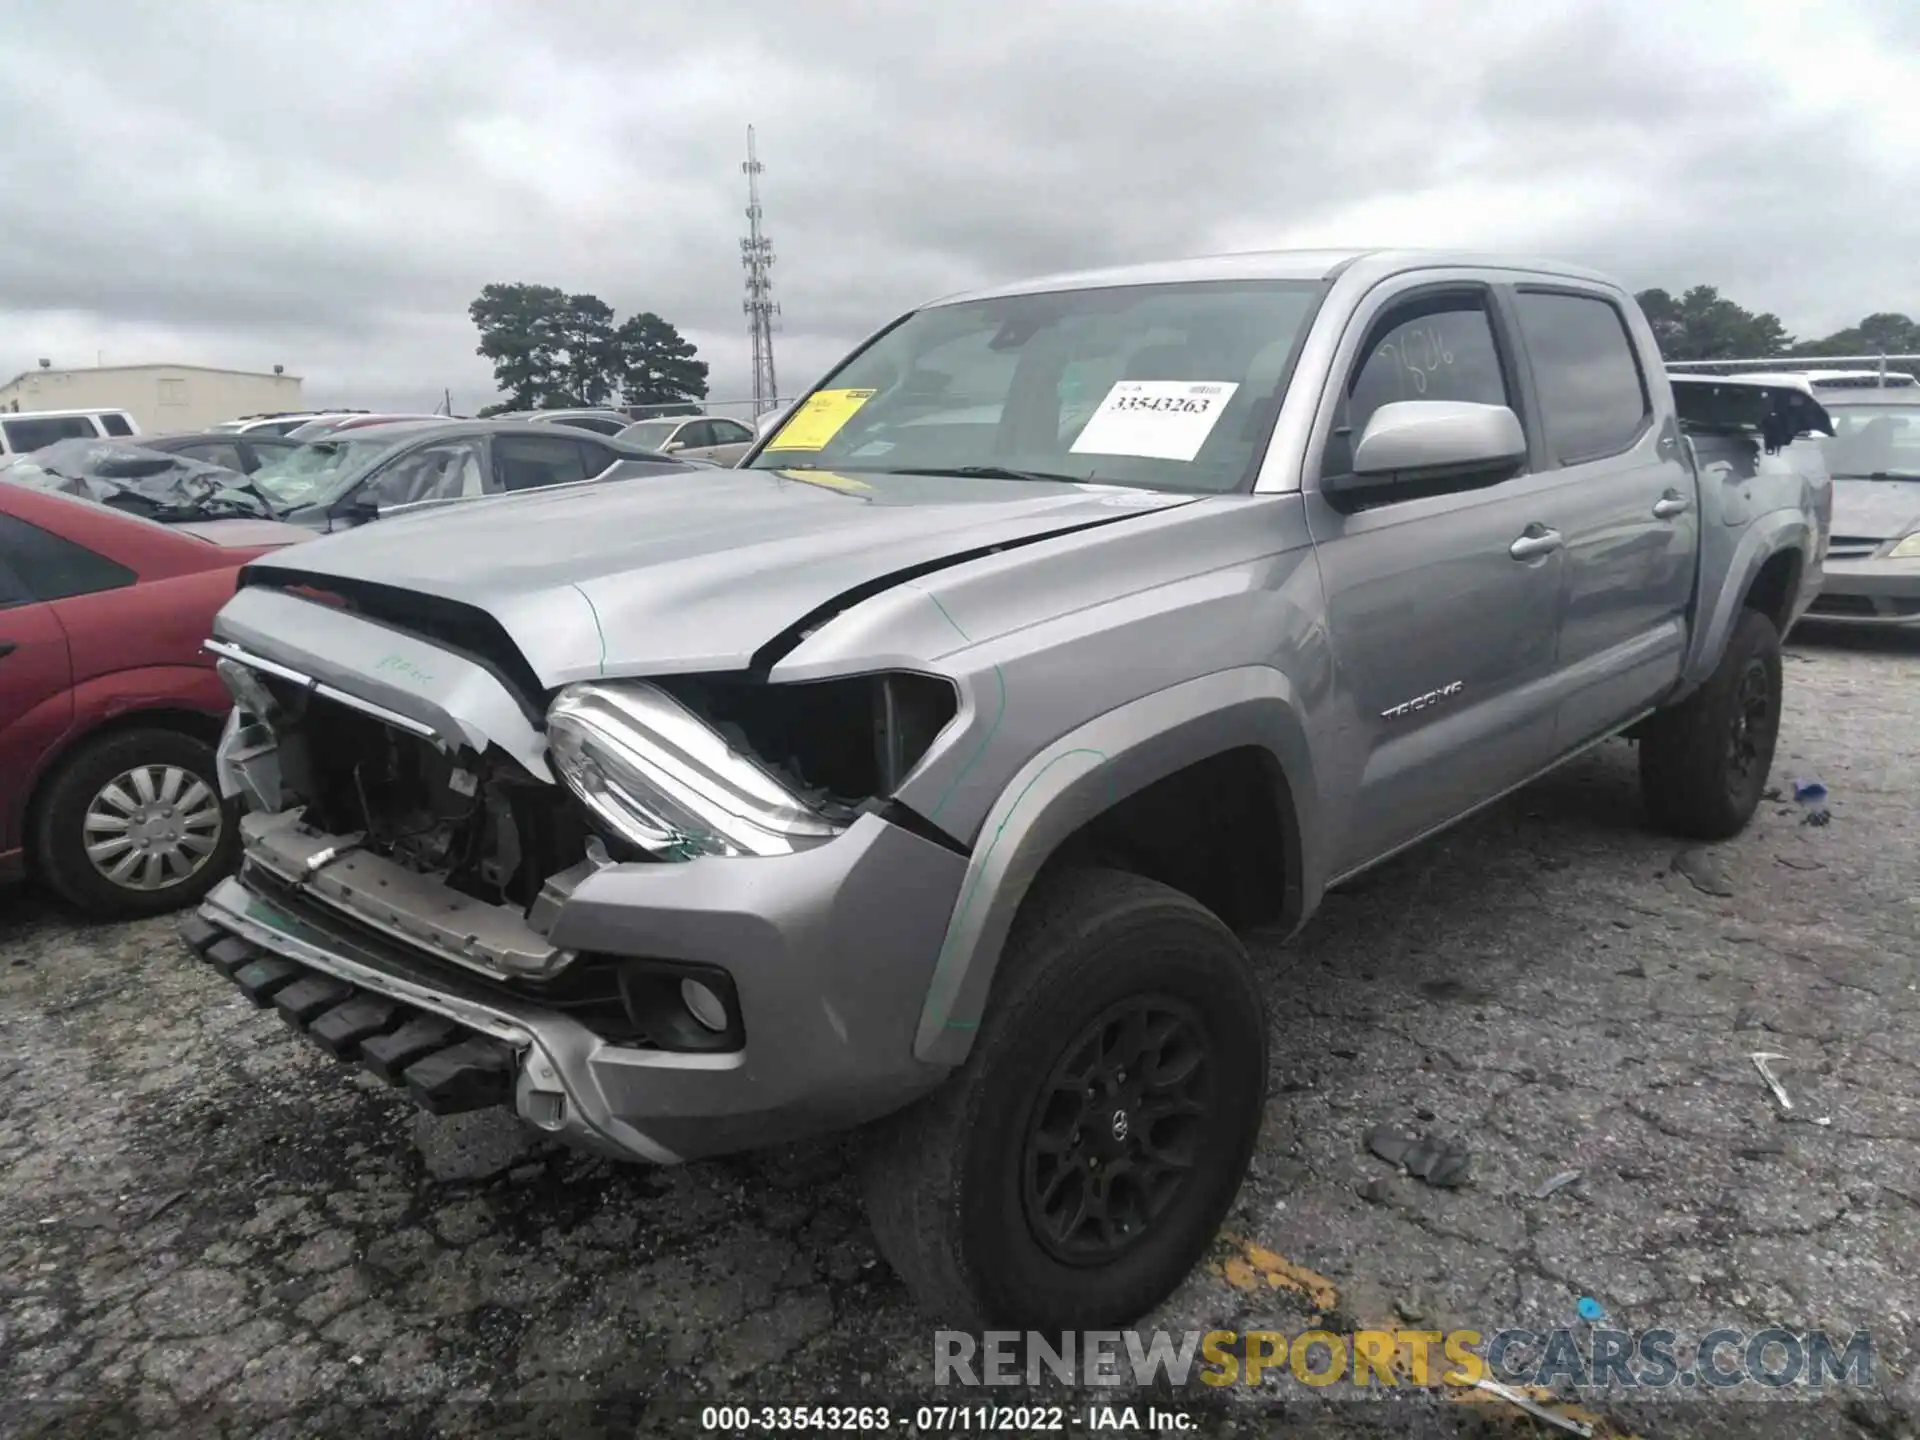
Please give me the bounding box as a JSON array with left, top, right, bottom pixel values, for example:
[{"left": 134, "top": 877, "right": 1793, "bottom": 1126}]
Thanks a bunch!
[
  {"left": 545, "top": 671, "right": 959, "bottom": 862},
  {"left": 659, "top": 670, "right": 958, "bottom": 801}
]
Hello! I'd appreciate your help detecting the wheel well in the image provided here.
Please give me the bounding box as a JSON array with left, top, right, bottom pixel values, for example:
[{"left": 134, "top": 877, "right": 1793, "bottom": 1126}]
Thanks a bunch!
[
  {"left": 1036, "top": 746, "right": 1301, "bottom": 933},
  {"left": 1744, "top": 548, "right": 1801, "bottom": 634},
  {"left": 21, "top": 708, "right": 226, "bottom": 873}
]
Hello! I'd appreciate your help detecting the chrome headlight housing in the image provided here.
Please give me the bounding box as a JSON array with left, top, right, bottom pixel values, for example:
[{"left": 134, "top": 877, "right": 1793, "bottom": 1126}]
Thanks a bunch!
[{"left": 546, "top": 681, "right": 844, "bottom": 859}]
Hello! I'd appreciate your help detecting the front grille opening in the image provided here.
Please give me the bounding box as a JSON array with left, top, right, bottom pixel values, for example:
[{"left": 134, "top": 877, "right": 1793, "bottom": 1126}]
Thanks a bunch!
[{"left": 290, "top": 693, "right": 640, "bottom": 913}]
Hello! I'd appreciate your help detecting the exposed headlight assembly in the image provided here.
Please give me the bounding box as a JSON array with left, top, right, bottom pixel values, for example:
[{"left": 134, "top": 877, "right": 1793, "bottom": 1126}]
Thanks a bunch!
[
  {"left": 1885, "top": 531, "right": 1920, "bottom": 560},
  {"left": 547, "top": 681, "right": 843, "bottom": 859}
]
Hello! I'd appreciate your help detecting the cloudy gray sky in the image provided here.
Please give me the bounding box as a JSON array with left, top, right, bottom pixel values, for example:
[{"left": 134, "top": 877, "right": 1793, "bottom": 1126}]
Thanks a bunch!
[{"left": 2, "top": 0, "right": 1915, "bottom": 416}]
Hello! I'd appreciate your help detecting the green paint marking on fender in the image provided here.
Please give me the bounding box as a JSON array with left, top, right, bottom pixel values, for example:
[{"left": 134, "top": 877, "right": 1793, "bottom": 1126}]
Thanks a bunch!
[
  {"left": 930, "top": 745, "right": 1109, "bottom": 1033},
  {"left": 570, "top": 583, "right": 609, "bottom": 676},
  {"left": 373, "top": 654, "right": 434, "bottom": 684},
  {"left": 921, "top": 590, "right": 1006, "bottom": 823}
]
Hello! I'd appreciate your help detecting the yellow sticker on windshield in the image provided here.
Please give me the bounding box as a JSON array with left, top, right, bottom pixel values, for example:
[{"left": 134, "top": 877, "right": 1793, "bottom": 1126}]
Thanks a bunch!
[{"left": 765, "top": 388, "right": 876, "bottom": 451}]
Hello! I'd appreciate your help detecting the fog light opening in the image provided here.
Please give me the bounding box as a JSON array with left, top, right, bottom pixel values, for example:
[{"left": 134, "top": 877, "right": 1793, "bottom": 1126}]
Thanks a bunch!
[
  {"left": 525, "top": 1090, "right": 567, "bottom": 1131},
  {"left": 681, "top": 977, "right": 729, "bottom": 1033}
]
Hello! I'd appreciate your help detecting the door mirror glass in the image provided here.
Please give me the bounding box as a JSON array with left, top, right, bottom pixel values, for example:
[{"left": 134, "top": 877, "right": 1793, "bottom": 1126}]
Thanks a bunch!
[{"left": 1339, "top": 400, "right": 1527, "bottom": 491}]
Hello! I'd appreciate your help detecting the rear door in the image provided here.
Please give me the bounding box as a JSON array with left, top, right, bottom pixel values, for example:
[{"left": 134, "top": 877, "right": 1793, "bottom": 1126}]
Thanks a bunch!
[
  {"left": 1304, "top": 278, "right": 1567, "bottom": 876},
  {"left": 0, "top": 518, "right": 76, "bottom": 853},
  {"left": 492, "top": 434, "right": 592, "bottom": 492},
  {"left": 1509, "top": 287, "right": 1696, "bottom": 745},
  {"left": 701, "top": 417, "right": 757, "bottom": 465}
]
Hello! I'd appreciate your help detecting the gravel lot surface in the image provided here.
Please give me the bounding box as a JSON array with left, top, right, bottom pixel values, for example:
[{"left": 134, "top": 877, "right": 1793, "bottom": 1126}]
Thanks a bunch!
[{"left": 3, "top": 624, "right": 1916, "bottom": 1438}]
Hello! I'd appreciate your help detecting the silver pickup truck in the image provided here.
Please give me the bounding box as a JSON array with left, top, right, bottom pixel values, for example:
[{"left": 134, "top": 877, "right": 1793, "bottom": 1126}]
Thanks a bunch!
[{"left": 182, "top": 249, "right": 1831, "bottom": 1330}]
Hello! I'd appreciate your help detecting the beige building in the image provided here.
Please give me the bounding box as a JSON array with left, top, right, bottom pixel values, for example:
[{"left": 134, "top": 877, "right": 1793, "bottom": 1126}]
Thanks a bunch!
[{"left": 0, "top": 363, "right": 304, "bottom": 434}]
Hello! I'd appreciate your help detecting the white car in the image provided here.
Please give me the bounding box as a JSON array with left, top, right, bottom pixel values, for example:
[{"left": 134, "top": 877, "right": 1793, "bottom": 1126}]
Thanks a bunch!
[
  {"left": 615, "top": 414, "right": 759, "bottom": 465},
  {"left": 0, "top": 407, "right": 140, "bottom": 456}
]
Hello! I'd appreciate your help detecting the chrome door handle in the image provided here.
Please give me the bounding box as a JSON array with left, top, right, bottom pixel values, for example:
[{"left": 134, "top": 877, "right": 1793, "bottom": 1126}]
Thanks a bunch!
[
  {"left": 1509, "top": 527, "right": 1564, "bottom": 561},
  {"left": 1653, "top": 492, "right": 1691, "bottom": 518}
]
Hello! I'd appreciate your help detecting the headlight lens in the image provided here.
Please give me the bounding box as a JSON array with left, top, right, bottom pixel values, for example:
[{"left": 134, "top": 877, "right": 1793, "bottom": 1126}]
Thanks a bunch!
[
  {"left": 546, "top": 681, "right": 843, "bottom": 859},
  {"left": 1886, "top": 531, "right": 1920, "bottom": 560}
]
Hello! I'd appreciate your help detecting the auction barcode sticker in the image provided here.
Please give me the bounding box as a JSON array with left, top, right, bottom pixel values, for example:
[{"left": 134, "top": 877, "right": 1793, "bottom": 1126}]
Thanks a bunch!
[{"left": 1069, "top": 380, "right": 1240, "bottom": 462}]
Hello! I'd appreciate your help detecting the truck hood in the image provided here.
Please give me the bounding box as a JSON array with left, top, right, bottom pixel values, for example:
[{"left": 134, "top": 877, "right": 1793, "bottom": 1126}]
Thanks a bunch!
[
  {"left": 239, "top": 466, "right": 1199, "bottom": 689},
  {"left": 1830, "top": 476, "right": 1920, "bottom": 542}
]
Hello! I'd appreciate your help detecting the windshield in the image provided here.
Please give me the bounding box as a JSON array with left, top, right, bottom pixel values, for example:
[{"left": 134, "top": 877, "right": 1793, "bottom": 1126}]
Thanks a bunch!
[
  {"left": 1821, "top": 403, "right": 1920, "bottom": 478},
  {"left": 619, "top": 420, "right": 679, "bottom": 449},
  {"left": 248, "top": 436, "right": 412, "bottom": 507},
  {"left": 748, "top": 279, "right": 1326, "bottom": 493}
]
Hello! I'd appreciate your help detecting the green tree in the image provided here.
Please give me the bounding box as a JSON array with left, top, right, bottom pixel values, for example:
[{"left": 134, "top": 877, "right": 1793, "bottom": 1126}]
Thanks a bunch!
[
  {"left": 469, "top": 283, "right": 569, "bottom": 408},
  {"left": 1796, "top": 312, "right": 1920, "bottom": 358},
  {"left": 470, "top": 284, "right": 707, "bottom": 411},
  {"left": 614, "top": 311, "right": 709, "bottom": 409},
  {"left": 1634, "top": 286, "right": 1796, "bottom": 360}
]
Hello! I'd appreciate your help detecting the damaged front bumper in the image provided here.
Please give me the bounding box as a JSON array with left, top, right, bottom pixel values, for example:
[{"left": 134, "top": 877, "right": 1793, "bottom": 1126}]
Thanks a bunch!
[
  {"left": 189, "top": 807, "right": 967, "bottom": 1165},
  {"left": 193, "top": 581, "right": 973, "bottom": 1163}
]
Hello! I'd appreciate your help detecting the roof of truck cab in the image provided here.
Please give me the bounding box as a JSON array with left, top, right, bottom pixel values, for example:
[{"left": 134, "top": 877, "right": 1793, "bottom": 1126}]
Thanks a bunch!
[{"left": 927, "top": 249, "right": 1621, "bottom": 306}]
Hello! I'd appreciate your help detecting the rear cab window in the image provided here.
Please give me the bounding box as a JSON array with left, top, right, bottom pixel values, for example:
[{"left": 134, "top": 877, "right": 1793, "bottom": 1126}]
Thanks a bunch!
[
  {"left": 98, "top": 413, "right": 134, "bottom": 437},
  {"left": 1513, "top": 291, "right": 1652, "bottom": 464},
  {"left": 3, "top": 415, "right": 101, "bottom": 453}
]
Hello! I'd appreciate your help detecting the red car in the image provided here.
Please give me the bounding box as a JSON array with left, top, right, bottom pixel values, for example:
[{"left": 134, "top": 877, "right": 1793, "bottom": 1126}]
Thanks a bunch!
[{"left": 1, "top": 484, "right": 311, "bottom": 917}]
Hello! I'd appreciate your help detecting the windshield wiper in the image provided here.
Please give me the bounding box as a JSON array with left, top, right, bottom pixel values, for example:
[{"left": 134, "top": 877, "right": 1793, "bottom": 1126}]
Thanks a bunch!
[{"left": 884, "top": 464, "right": 1094, "bottom": 485}]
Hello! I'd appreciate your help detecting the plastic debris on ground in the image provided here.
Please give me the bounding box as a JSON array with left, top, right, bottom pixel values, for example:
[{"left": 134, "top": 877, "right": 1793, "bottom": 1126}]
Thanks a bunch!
[
  {"left": 1576, "top": 1296, "right": 1605, "bottom": 1322},
  {"left": 1466, "top": 1378, "right": 1596, "bottom": 1437},
  {"left": 1534, "top": 1169, "right": 1583, "bottom": 1200},
  {"left": 1750, "top": 1052, "right": 1832, "bottom": 1125},
  {"left": 1365, "top": 1124, "right": 1471, "bottom": 1188},
  {"left": 1671, "top": 848, "right": 1735, "bottom": 897},
  {"left": 1792, "top": 779, "right": 1828, "bottom": 803}
]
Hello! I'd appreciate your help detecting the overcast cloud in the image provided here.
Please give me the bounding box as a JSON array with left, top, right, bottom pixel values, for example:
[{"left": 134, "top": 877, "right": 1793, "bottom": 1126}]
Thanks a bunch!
[{"left": 1, "top": 0, "right": 1915, "bottom": 415}]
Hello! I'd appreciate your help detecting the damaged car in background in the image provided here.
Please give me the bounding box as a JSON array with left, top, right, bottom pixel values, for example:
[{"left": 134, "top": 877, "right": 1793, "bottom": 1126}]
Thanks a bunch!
[
  {"left": 2, "top": 438, "right": 283, "bottom": 523},
  {"left": 182, "top": 249, "right": 1827, "bottom": 1330}
]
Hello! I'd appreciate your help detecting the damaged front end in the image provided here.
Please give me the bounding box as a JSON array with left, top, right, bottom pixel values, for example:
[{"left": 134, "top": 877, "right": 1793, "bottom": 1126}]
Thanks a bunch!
[{"left": 191, "top": 580, "right": 966, "bottom": 1155}]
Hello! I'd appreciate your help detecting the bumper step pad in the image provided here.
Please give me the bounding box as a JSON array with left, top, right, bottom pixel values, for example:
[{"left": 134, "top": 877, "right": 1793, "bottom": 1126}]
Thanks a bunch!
[
  {"left": 403, "top": 1037, "right": 516, "bottom": 1115},
  {"left": 179, "top": 912, "right": 520, "bottom": 1118},
  {"left": 308, "top": 996, "right": 404, "bottom": 1057}
]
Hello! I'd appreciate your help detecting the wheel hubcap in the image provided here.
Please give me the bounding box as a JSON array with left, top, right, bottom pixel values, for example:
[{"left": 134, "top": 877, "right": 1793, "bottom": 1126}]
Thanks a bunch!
[
  {"left": 83, "top": 764, "right": 224, "bottom": 892},
  {"left": 1727, "top": 659, "right": 1774, "bottom": 793},
  {"left": 1021, "top": 996, "right": 1214, "bottom": 1265}
]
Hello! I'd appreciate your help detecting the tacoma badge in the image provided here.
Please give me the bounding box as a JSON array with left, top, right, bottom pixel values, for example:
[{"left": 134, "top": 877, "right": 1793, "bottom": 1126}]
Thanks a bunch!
[{"left": 1381, "top": 681, "right": 1464, "bottom": 721}]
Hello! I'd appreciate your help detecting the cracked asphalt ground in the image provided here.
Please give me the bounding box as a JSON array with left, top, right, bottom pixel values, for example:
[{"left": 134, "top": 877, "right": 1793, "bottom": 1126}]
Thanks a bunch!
[{"left": 3, "top": 625, "right": 1916, "bottom": 1439}]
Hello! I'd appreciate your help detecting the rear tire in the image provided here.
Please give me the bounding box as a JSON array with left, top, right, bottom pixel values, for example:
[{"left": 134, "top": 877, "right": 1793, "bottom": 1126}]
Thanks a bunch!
[
  {"left": 32, "top": 728, "right": 237, "bottom": 919},
  {"left": 1638, "top": 607, "right": 1783, "bottom": 841},
  {"left": 861, "top": 868, "right": 1268, "bottom": 1329}
]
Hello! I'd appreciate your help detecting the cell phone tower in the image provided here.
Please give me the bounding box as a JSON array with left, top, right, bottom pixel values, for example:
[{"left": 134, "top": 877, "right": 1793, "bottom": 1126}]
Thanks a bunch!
[{"left": 741, "top": 125, "right": 779, "bottom": 417}]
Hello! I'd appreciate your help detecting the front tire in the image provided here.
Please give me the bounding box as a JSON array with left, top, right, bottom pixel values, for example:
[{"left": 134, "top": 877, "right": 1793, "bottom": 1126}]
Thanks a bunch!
[
  {"left": 32, "top": 728, "right": 237, "bottom": 919},
  {"left": 1638, "top": 606, "right": 1784, "bottom": 841},
  {"left": 862, "top": 868, "right": 1268, "bottom": 1329}
]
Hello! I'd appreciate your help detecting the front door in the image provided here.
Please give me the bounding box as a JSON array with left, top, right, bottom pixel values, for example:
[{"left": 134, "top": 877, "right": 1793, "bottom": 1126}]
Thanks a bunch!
[
  {"left": 1304, "top": 284, "right": 1567, "bottom": 876},
  {"left": 1509, "top": 288, "right": 1696, "bottom": 746}
]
